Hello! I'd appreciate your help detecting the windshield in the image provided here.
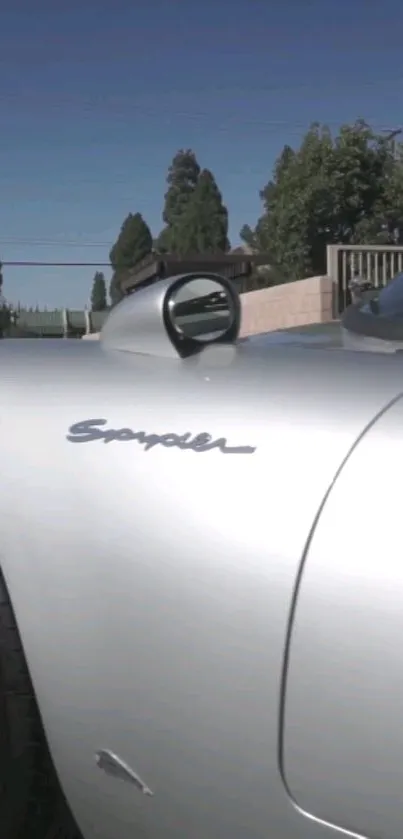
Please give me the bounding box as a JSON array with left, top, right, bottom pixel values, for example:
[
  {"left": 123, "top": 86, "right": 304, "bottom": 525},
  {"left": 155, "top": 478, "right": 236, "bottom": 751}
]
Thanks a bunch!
[{"left": 341, "top": 269, "right": 403, "bottom": 350}]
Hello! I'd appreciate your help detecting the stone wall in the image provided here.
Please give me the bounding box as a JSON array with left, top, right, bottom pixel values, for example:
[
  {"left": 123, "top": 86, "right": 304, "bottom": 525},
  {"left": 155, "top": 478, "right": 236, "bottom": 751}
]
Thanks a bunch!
[{"left": 239, "top": 275, "right": 334, "bottom": 337}]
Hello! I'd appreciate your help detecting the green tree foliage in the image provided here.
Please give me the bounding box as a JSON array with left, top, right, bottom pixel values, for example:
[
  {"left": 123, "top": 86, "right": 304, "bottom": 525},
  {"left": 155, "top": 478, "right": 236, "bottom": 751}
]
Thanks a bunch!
[
  {"left": 0, "top": 261, "right": 11, "bottom": 337},
  {"left": 109, "top": 276, "right": 122, "bottom": 307},
  {"left": 175, "top": 169, "right": 230, "bottom": 254},
  {"left": 155, "top": 225, "right": 171, "bottom": 255},
  {"left": 157, "top": 149, "right": 200, "bottom": 252},
  {"left": 239, "top": 224, "right": 257, "bottom": 252},
  {"left": 90, "top": 271, "right": 107, "bottom": 311},
  {"left": 109, "top": 212, "right": 153, "bottom": 305},
  {"left": 242, "top": 121, "right": 403, "bottom": 281}
]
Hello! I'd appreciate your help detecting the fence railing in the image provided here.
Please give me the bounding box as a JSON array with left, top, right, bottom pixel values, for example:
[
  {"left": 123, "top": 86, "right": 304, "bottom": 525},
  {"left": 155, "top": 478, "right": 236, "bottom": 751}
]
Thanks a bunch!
[{"left": 326, "top": 244, "right": 403, "bottom": 316}]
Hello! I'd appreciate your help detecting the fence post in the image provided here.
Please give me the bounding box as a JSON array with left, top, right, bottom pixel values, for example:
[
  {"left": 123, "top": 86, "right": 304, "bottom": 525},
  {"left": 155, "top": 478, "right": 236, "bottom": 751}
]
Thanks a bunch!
[
  {"left": 326, "top": 245, "right": 340, "bottom": 318},
  {"left": 62, "top": 308, "right": 69, "bottom": 338},
  {"left": 84, "top": 308, "right": 91, "bottom": 335}
]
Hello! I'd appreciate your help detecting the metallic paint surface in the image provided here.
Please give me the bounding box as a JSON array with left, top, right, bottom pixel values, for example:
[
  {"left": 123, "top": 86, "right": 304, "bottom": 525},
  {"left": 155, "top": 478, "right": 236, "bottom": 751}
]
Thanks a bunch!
[
  {"left": 0, "top": 337, "right": 402, "bottom": 838},
  {"left": 283, "top": 395, "right": 403, "bottom": 839}
]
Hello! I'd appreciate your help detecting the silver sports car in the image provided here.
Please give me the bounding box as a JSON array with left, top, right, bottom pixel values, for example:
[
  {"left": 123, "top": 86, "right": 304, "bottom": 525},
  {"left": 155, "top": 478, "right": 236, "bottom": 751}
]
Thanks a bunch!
[{"left": 1, "top": 270, "right": 403, "bottom": 839}]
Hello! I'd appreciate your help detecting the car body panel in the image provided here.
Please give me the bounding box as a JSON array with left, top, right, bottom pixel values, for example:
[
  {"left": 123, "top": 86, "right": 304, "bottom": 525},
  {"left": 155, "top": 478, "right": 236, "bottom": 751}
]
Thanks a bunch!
[
  {"left": 243, "top": 321, "right": 343, "bottom": 350},
  {"left": 0, "top": 335, "right": 403, "bottom": 838},
  {"left": 283, "top": 395, "right": 403, "bottom": 839}
]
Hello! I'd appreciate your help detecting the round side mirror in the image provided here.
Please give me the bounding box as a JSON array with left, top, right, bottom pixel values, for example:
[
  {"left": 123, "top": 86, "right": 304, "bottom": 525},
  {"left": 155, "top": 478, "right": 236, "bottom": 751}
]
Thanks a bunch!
[{"left": 168, "top": 277, "right": 234, "bottom": 343}]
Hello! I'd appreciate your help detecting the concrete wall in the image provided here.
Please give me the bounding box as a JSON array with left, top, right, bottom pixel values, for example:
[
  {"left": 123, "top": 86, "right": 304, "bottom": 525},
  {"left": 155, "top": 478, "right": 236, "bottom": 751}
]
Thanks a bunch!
[
  {"left": 239, "top": 275, "right": 334, "bottom": 337},
  {"left": 82, "top": 332, "right": 100, "bottom": 340}
]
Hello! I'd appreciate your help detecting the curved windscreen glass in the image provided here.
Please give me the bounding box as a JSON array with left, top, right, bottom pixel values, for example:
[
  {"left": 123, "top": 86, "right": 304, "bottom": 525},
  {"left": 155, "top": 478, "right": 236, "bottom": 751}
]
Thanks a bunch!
[{"left": 361, "top": 271, "right": 403, "bottom": 319}]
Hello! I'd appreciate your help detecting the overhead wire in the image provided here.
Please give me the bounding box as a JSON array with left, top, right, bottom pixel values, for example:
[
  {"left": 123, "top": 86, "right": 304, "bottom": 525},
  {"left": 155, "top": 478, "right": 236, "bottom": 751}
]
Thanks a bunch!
[
  {"left": 0, "top": 75, "right": 401, "bottom": 132},
  {"left": 0, "top": 73, "right": 402, "bottom": 102},
  {"left": 1, "top": 261, "right": 111, "bottom": 267},
  {"left": 0, "top": 77, "right": 400, "bottom": 258}
]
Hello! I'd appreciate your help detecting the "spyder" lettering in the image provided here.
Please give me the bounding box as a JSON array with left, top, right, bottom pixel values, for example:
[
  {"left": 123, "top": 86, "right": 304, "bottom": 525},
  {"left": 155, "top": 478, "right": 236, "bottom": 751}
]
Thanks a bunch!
[{"left": 66, "top": 418, "right": 256, "bottom": 455}]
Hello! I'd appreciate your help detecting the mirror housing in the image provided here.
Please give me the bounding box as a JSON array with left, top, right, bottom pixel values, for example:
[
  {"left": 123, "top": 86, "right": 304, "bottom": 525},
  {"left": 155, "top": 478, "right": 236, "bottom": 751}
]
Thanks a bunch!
[{"left": 101, "top": 272, "right": 241, "bottom": 359}]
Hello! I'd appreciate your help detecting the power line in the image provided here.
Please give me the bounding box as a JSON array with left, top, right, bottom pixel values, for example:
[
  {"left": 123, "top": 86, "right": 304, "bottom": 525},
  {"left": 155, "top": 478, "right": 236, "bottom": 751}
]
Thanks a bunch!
[
  {"left": 0, "top": 108, "right": 395, "bottom": 133},
  {"left": 0, "top": 239, "right": 110, "bottom": 248},
  {"left": 0, "top": 114, "right": 399, "bottom": 257},
  {"left": 1, "top": 261, "right": 111, "bottom": 267},
  {"left": 0, "top": 75, "right": 402, "bottom": 105},
  {"left": 0, "top": 88, "right": 400, "bottom": 131}
]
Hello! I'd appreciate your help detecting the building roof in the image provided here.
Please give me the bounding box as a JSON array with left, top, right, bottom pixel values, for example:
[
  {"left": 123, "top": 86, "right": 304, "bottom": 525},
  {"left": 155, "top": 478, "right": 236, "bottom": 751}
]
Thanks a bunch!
[{"left": 118, "top": 251, "right": 272, "bottom": 295}]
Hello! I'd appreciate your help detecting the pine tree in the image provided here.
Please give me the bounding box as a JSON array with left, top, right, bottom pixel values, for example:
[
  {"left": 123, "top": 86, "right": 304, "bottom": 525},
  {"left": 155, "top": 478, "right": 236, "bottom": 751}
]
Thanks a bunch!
[
  {"left": 157, "top": 149, "right": 200, "bottom": 252},
  {"left": 175, "top": 169, "right": 230, "bottom": 254},
  {"left": 90, "top": 272, "right": 107, "bottom": 311},
  {"left": 109, "top": 212, "right": 153, "bottom": 305}
]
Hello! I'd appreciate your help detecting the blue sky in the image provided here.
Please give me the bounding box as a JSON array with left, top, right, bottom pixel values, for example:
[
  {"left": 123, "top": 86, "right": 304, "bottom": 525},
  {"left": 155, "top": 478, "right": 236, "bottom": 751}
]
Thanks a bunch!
[{"left": 1, "top": 0, "right": 403, "bottom": 308}]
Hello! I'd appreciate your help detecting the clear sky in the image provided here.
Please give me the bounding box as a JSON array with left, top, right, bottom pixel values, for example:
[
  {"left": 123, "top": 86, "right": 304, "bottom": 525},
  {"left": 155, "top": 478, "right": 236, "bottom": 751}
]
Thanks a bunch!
[{"left": 1, "top": 0, "right": 403, "bottom": 308}]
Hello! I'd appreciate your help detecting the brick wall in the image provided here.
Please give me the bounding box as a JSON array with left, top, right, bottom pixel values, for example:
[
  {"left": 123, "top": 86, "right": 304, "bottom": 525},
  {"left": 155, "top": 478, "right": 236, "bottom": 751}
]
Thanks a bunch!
[{"left": 239, "top": 275, "right": 334, "bottom": 337}]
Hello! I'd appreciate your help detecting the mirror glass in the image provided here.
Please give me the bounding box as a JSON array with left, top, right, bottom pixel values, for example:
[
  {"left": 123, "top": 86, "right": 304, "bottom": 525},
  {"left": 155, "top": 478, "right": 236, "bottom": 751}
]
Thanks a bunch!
[{"left": 169, "top": 277, "right": 232, "bottom": 342}]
